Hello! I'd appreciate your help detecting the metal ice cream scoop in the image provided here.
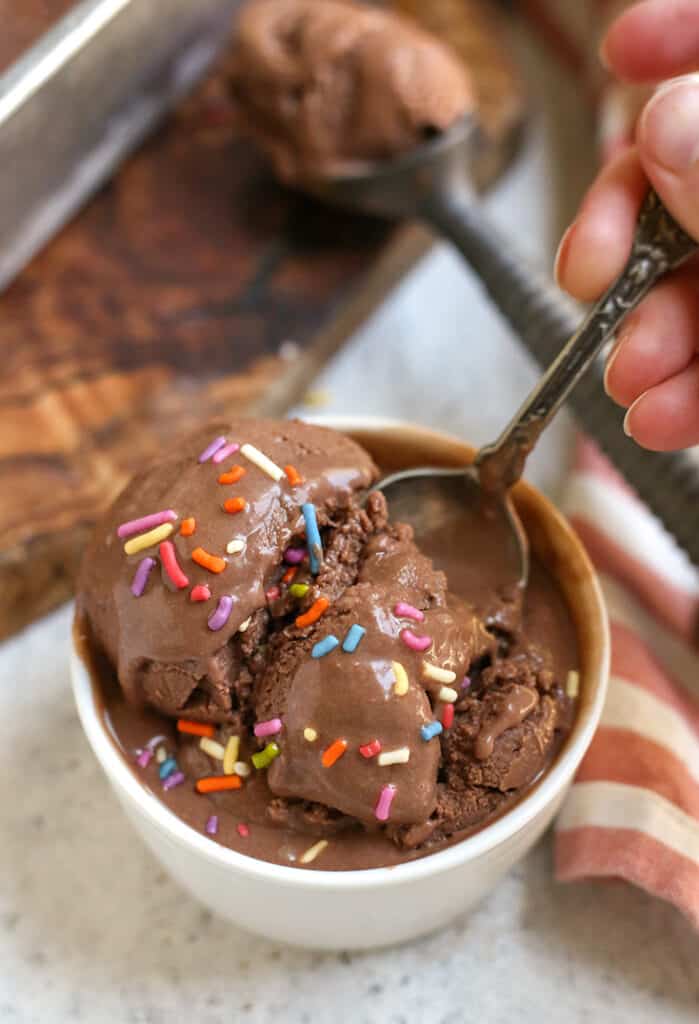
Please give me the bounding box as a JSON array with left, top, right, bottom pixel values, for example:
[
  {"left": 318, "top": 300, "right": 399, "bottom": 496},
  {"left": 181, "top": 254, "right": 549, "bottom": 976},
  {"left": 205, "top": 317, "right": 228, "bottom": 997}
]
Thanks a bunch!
[{"left": 308, "top": 116, "right": 699, "bottom": 577}]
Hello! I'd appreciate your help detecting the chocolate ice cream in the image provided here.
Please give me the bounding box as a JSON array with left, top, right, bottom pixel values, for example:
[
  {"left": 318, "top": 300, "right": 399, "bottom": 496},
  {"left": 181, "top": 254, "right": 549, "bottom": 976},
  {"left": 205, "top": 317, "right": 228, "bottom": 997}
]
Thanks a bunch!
[
  {"left": 76, "top": 418, "right": 577, "bottom": 871},
  {"left": 229, "top": 0, "right": 474, "bottom": 182}
]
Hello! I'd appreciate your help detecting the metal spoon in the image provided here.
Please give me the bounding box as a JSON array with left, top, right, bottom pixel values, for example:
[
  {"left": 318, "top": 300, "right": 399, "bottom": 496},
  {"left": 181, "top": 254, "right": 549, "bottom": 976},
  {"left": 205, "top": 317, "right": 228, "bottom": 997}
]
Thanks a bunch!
[{"left": 308, "top": 116, "right": 699, "bottom": 576}]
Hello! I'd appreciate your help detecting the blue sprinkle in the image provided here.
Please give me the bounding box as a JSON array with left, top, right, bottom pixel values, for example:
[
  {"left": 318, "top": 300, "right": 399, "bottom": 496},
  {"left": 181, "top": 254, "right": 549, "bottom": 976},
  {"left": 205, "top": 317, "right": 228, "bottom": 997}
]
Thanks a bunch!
[
  {"left": 421, "top": 721, "right": 443, "bottom": 742},
  {"left": 342, "top": 623, "right": 366, "bottom": 653},
  {"left": 302, "top": 503, "right": 323, "bottom": 575},
  {"left": 159, "top": 756, "right": 178, "bottom": 779},
  {"left": 312, "top": 635, "right": 339, "bottom": 658}
]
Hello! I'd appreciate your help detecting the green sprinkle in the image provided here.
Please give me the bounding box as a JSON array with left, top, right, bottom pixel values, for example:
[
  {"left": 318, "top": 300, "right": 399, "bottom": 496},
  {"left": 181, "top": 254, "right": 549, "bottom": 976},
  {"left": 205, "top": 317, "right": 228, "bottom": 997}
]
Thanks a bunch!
[
  {"left": 251, "top": 742, "right": 281, "bottom": 770},
  {"left": 289, "top": 583, "right": 310, "bottom": 599}
]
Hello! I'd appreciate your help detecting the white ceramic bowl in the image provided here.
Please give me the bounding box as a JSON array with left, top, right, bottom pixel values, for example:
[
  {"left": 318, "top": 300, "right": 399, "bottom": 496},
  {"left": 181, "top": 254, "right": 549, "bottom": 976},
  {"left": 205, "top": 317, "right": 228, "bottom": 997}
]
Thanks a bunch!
[{"left": 71, "top": 418, "right": 609, "bottom": 950}]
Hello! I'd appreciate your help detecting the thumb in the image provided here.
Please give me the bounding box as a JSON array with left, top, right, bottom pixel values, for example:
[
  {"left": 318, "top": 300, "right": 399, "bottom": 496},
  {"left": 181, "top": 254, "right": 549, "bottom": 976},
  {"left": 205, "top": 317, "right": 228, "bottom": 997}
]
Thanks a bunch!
[{"left": 637, "top": 74, "right": 699, "bottom": 241}]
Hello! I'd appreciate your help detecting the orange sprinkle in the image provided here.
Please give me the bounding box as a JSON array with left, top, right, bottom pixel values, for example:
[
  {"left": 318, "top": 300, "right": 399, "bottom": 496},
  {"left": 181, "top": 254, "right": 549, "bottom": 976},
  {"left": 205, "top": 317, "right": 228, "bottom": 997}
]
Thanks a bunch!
[
  {"left": 295, "top": 597, "right": 329, "bottom": 628},
  {"left": 282, "top": 565, "right": 298, "bottom": 584},
  {"left": 224, "top": 497, "right": 247, "bottom": 515},
  {"left": 177, "top": 719, "right": 215, "bottom": 738},
  {"left": 195, "top": 775, "right": 242, "bottom": 794},
  {"left": 179, "top": 517, "right": 196, "bottom": 537},
  {"left": 284, "top": 464, "right": 303, "bottom": 486},
  {"left": 191, "top": 546, "right": 227, "bottom": 574},
  {"left": 218, "top": 465, "right": 246, "bottom": 485},
  {"left": 321, "top": 738, "right": 347, "bottom": 768}
]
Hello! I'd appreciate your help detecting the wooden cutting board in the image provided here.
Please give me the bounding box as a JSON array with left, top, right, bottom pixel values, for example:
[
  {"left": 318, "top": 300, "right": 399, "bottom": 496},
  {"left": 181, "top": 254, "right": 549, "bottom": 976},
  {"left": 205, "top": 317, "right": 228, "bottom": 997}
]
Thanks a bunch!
[{"left": 0, "top": 0, "right": 524, "bottom": 639}]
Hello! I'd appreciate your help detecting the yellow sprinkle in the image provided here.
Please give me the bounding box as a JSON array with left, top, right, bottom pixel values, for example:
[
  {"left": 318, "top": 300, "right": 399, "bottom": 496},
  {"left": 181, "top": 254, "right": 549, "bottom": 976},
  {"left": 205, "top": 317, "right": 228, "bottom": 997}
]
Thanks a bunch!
[
  {"left": 303, "top": 727, "right": 318, "bottom": 742},
  {"left": 233, "top": 761, "right": 251, "bottom": 778},
  {"left": 566, "top": 670, "right": 580, "bottom": 698},
  {"left": 300, "top": 839, "right": 329, "bottom": 865},
  {"left": 155, "top": 746, "right": 167, "bottom": 764},
  {"left": 223, "top": 735, "right": 240, "bottom": 775},
  {"left": 199, "top": 737, "right": 225, "bottom": 760},
  {"left": 238, "top": 617, "right": 252, "bottom": 633},
  {"left": 123, "top": 522, "right": 173, "bottom": 555},
  {"left": 392, "top": 661, "right": 409, "bottom": 696},
  {"left": 377, "top": 746, "right": 410, "bottom": 767},
  {"left": 438, "top": 686, "right": 458, "bottom": 703},
  {"left": 240, "top": 443, "right": 284, "bottom": 482},
  {"left": 301, "top": 389, "right": 331, "bottom": 408},
  {"left": 423, "top": 662, "right": 456, "bottom": 684},
  {"left": 226, "top": 539, "right": 245, "bottom": 555}
]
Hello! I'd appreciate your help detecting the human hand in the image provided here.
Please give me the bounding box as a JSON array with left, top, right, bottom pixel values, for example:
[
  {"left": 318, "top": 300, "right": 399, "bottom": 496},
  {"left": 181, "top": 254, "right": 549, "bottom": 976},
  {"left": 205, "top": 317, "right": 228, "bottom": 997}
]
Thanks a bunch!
[{"left": 556, "top": 0, "right": 699, "bottom": 450}]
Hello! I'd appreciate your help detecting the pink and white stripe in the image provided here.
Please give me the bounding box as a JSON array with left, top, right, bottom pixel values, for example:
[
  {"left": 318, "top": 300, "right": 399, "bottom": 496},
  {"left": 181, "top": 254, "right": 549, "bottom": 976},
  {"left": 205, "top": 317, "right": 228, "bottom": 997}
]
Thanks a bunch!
[{"left": 556, "top": 437, "right": 699, "bottom": 929}]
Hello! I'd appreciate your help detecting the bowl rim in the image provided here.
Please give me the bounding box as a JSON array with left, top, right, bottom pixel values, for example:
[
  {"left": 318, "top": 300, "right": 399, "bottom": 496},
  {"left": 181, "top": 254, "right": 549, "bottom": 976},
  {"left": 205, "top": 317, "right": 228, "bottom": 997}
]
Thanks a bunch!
[{"left": 71, "top": 416, "right": 610, "bottom": 891}]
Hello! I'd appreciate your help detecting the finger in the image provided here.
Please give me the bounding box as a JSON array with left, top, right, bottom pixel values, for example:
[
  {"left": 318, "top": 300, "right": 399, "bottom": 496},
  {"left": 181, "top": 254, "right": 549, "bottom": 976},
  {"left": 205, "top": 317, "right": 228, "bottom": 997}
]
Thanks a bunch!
[
  {"left": 605, "top": 266, "right": 699, "bottom": 407},
  {"left": 555, "top": 148, "right": 647, "bottom": 302},
  {"left": 636, "top": 74, "right": 699, "bottom": 241},
  {"left": 602, "top": 0, "right": 699, "bottom": 83},
  {"left": 624, "top": 358, "right": 699, "bottom": 450}
]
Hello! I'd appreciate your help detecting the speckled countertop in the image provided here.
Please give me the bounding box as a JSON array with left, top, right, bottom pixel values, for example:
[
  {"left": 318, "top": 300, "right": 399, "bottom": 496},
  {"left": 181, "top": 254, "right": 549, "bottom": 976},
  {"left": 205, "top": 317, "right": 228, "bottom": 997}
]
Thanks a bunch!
[{"left": 1, "top": 23, "right": 697, "bottom": 1024}]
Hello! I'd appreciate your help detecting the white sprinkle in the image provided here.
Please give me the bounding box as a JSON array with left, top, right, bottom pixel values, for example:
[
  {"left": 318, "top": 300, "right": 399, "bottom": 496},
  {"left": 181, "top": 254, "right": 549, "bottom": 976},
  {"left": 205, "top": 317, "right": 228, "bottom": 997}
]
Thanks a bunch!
[
  {"left": 200, "top": 737, "right": 225, "bottom": 760},
  {"left": 233, "top": 761, "right": 251, "bottom": 778},
  {"left": 226, "top": 539, "right": 245, "bottom": 555},
  {"left": 377, "top": 747, "right": 410, "bottom": 767},
  {"left": 438, "top": 686, "right": 458, "bottom": 703},
  {"left": 240, "top": 443, "right": 284, "bottom": 482},
  {"left": 423, "top": 662, "right": 456, "bottom": 684},
  {"left": 300, "top": 839, "right": 329, "bottom": 865},
  {"left": 566, "top": 670, "right": 580, "bottom": 698},
  {"left": 303, "top": 727, "right": 318, "bottom": 742},
  {"left": 238, "top": 617, "right": 252, "bottom": 633},
  {"left": 155, "top": 746, "right": 167, "bottom": 764}
]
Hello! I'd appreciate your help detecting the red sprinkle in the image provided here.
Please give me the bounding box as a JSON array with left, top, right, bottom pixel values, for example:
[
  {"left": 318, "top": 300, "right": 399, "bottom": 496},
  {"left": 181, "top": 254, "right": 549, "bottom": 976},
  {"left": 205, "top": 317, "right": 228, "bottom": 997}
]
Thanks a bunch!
[
  {"left": 442, "top": 704, "right": 455, "bottom": 729},
  {"left": 359, "top": 739, "right": 382, "bottom": 759},
  {"left": 237, "top": 823, "right": 250, "bottom": 838},
  {"left": 180, "top": 517, "right": 196, "bottom": 536},
  {"left": 224, "top": 497, "right": 247, "bottom": 515},
  {"left": 284, "top": 464, "right": 303, "bottom": 486},
  {"left": 282, "top": 565, "right": 298, "bottom": 584},
  {"left": 159, "top": 541, "right": 189, "bottom": 589},
  {"left": 190, "top": 584, "right": 211, "bottom": 602}
]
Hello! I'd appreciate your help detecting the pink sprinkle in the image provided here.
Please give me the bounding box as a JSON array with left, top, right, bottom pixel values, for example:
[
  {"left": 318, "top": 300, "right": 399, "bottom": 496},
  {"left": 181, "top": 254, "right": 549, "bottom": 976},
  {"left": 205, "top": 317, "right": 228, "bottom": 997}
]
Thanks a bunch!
[
  {"left": 212, "top": 441, "right": 241, "bottom": 464},
  {"left": 462, "top": 675, "right": 471, "bottom": 689},
  {"left": 374, "top": 784, "right": 396, "bottom": 822},
  {"left": 206, "top": 815, "right": 219, "bottom": 835},
  {"left": 163, "top": 771, "right": 185, "bottom": 790},
  {"left": 117, "top": 510, "right": 177, "bottom": 539},
  {"left": 208, "top": 595, "right": 233, "bottom": 631},
  {"left": 136, "top": 749, "right": 152, "bottom": 768},
  {"left": 266, "top": 586, "right": 281, "bottom": 602},
  {"left": 237, "top": 823, "right": 250, "bottom": 838},
  {"left": 131, "top": 556, "right": 156, "bottom": 597},
  {"left": 283, "top": 547, "right": 306, "bottom": 564},
  {"left": 190, "top": 584, "right": 211, "bottom": 603},
  {"left": 394, "top": 602, "right": 424, "bottom": 623},
  {"left": 400, "top": 628, "right": 432, "bottom": 652},
  {"left": 198, "top": 435, "right": 227, "bottom": 463},
  {"left": 254, "top": 717, "right": 282, "bottom": 738}
]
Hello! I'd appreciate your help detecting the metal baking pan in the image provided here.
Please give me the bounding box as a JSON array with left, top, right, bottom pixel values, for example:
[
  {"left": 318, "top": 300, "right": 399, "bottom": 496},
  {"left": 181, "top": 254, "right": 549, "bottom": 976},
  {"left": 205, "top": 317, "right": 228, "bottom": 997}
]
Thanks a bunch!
[{"left": 0, "top": 0, "right": 240, "bottom": 291}]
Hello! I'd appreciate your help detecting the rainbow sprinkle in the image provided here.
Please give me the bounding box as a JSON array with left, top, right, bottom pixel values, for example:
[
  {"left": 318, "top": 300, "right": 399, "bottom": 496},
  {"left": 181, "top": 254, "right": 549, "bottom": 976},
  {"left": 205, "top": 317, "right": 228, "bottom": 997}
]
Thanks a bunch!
[
  {"left": 218, "top": 465, "right": 246, "bottom": 485},
  {"left": 191, "top": 547, "right": 227, "bottom": 574},
  {"left": 233, "top": 761, "right": 251, "bottom": 778},
  {"left": 566, "top": 670, "right": 580, "bottom": 698},
  {"left": 400, "top": 629, "right": 432, "bottom": 653},
  {"left": 180, "top": 517, "right": 196, "bottom": 537},
  {"left": 237, "top": 823, "right": 250, "bottom": 838},
  {"left": 240, "top": 443, "right": 284, "bottom": 482},
  {"left": 312, "top": 635, "right": 339, "bottom": 658},
  {"left": 302, "top": 503, "right": 323, "bottom": 574},
  {"left": 289, "top": 583, "right": 309, "bottom": 599},
  {"left": 159, "top": 540, "right": 189, "bottom": 589},
  {"left": 212, "top": 441, "right": 240, "bottom": 465},
  {"left": 374, "top": 784, "right": 396, "bottom": 822},
  {"left": 438, "top": 686, "right": 458, "bottom": 703},
  {"left": 303, "top": 727, "right": 318, "bottom": 742},
  {"left": 159, "top": 756, "right": 178, "bottom": 779},
  {"left": 342, "top": 624, "right": 365, "bottom": 653},
  {"left": 226, "top": 539, "right": 245, "bottom": 555},
  {"left": 393, "top": 602, "right": 424, "bottom": 623},
  {"left": 238, "top": 617, "right": 252, "bottom": 633},
  {"left": 200, "top": 737, "right": 225, "bottom": 760},
  {"left": 198, "top": 435, "right": 227, "bottom": 463},
  {"left": 321, "top": 739, "right": 347, "bottom": 767},
  {"left": 284, "top": 465, "right": 303, "bottom": 486},
  {"left": 391, "top": 661, "right": 409, "bottom": 696},
  {"left": 208, "top": 595, "right": 234, "bottom": 631},
  {"left": 442, "top": 704, "right": 455, "bottom": 729},
  {"left": 377, "top": 747, "right": 410, "bottom": 767},
  {"left": 296, "top": 597, "right": 329, "bottom": 628},
  {"left": 130, "top": 556, "right": 156, "bottom": 597},
  {"left": 206, "top": 815, "right": 219, "bottom": 835},
  {"left": 117, "top": 509, "right": 177, "bottom": 539},
  {"left": 177, "top": 719, "right": 215, "bottom": 738},
  {"left": 190, "top": 584, "right": 211, "bottom": 602},
  {"left": 223, "top": 735, "right": 240, "bottom": 775},
  {"left": 254, "top": 717, "right": 282, "bottom": 738},
  {"left": 251, "top": 742, "right": 280, "bottom": 770},
  {"left": 300, "top": 839, "right": 328, "bottom": 865},
  {"left": 283, "top": 546, "right": 306, "bottom": 564},
  {"left": 422, "top": 662, "right": 456, "bottom": 684},
  {"left": 136, "top": 748, "right": 152, "bottom": 768},
  {"left": 123, "top": 522, "right": 173, "bottom": 555},
  {"left": 359, "top": 739, "right": 381, "bottom": 759},
  {"left": 462, "top": 676, "right": 472, "bottom": 689},
  {"left": 421, "top": 721, "right": 443, "bottom": 741},
  {"left": 163, "top": 770, "right": 185, "bottom": 790}
]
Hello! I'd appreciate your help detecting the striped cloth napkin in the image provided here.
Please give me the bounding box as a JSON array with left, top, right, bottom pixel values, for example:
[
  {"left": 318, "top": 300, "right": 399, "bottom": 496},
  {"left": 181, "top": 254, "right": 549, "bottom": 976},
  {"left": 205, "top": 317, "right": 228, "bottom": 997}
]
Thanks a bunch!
[{"left": 517, "top": 0, "right": 699, "bottom": 928}]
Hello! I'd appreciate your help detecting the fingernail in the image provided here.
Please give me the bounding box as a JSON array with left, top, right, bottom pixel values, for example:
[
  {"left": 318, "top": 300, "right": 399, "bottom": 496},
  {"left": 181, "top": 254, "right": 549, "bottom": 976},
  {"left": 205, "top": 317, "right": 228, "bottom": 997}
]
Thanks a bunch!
[
  {"left": 598, "top": 37, "right": 611, "bottom": 72},
  {"left": 604, "top": 326, "right": 630, "bottom": 397},
  {"left": 623, "top": 408, "right": 634, "bottom": 437},
  {"left": 640, "top": 74, "right": 699, "bottom": 172},
  {"left": 554, "top": 222, "right": 576, "bottom": 286}
]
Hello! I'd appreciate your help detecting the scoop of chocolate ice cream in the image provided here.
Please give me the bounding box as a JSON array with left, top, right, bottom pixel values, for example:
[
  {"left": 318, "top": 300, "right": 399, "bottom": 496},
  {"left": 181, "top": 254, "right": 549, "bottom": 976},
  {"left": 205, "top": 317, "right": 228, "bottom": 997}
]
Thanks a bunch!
[{"left": 229, "top": 0, "right": 474, "bottom": 182}]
